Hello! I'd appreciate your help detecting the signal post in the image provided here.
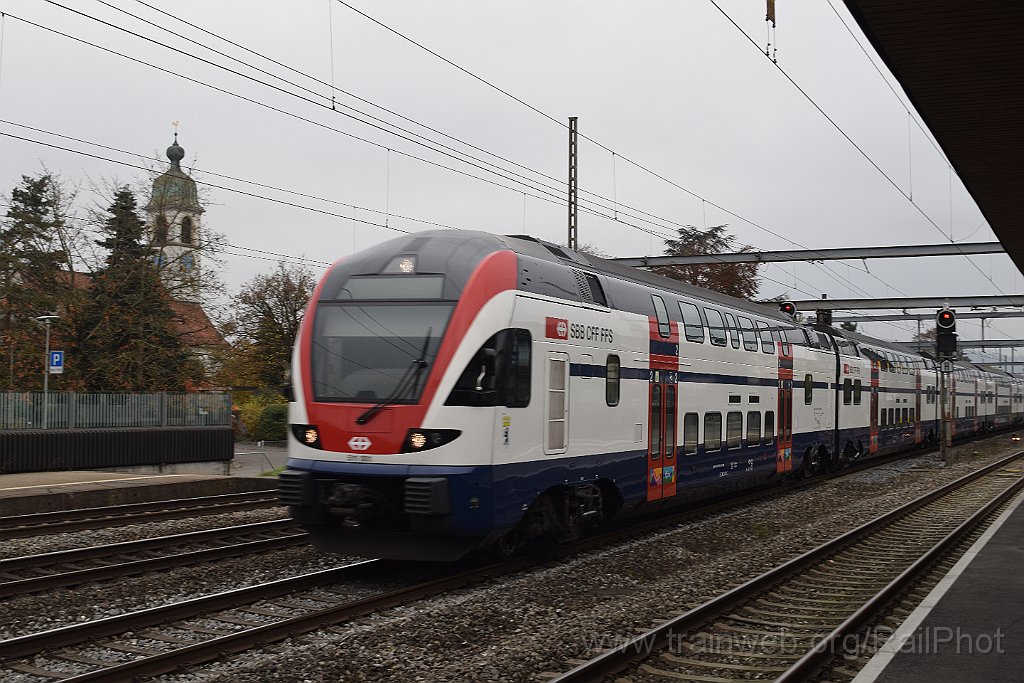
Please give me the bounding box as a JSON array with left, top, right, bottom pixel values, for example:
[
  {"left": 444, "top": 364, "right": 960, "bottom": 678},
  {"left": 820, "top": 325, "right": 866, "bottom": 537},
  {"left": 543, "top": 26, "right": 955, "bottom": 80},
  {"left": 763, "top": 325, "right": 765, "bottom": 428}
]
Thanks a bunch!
[{"left": 936, "top": 307, "right": 958, "bottom": 465}]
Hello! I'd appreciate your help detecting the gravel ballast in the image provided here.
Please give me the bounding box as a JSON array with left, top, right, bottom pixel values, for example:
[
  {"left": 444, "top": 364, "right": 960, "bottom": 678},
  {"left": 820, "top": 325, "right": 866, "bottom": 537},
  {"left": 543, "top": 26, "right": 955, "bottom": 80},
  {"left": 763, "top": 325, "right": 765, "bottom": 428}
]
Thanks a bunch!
[{"left": 155, "top": 438, "right": 1023, "bottom": 682}]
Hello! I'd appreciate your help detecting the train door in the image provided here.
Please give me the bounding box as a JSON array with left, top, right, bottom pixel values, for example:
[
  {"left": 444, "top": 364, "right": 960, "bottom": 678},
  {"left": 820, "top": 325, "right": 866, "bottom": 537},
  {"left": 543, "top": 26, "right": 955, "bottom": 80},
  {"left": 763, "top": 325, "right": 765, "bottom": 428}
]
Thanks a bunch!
[
  {"left": 869, "top": 360, "right": 879, "bottom": 453},
  {"left": 544, "top": 353, "right": 569, "bottom": 454},
  {"left": 915, "top": 371, "right": 922, "bottom": 444},
  {"left": 776, "top": 344, "right": 794, "bottom": 473},
  {"left": 646, "top": 369, "right": 678, "bottom": 501}
]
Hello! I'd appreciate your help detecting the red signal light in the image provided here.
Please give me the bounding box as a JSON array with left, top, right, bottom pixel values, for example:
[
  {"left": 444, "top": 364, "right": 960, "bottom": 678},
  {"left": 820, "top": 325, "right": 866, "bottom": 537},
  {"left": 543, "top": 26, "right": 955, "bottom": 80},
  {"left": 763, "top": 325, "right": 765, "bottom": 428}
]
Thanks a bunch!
[
  {"left": 779, "top": 301, "right": 797, "bottom": 317},
  {"left": 936, "top": 308, "right": 957, "bottom": 331}
]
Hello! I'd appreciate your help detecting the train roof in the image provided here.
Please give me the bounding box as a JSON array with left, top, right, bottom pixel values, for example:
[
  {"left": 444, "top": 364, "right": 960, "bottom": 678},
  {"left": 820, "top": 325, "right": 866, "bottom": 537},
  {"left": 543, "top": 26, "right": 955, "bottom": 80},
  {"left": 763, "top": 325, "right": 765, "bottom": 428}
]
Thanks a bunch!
[{"left": 497, "top": 234, "right": 794, "bottom": 325}]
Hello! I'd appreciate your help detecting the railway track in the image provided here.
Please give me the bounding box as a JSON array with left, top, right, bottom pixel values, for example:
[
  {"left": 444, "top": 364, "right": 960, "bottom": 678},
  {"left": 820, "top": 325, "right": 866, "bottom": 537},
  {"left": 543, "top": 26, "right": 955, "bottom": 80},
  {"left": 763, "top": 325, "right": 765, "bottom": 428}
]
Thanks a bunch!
[
  {"left": 0, "top": 556, "right": 509, "bottom": 681},
  {"left": 550, "top": 451, "right": 1024, "bottom": 683},
  {"left": 0, "top": 491, "right": 278, "bottom": 539},
  {"left": 0, "top": 444, "right": 1013, "bottom": 680},
  {"left": 0, "top": 520, "right": 306, "bottom": 598}
]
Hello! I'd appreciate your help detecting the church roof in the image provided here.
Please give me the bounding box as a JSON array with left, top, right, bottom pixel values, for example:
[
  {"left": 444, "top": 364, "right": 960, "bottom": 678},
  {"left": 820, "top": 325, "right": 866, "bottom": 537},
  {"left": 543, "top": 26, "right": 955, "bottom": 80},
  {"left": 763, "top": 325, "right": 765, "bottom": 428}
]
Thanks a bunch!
[
  {"left": 144, "top": 135, "right": 204, "bottom": 214},
  {"left": 56, "top": 270, "right": 226, "bottom": 348}
]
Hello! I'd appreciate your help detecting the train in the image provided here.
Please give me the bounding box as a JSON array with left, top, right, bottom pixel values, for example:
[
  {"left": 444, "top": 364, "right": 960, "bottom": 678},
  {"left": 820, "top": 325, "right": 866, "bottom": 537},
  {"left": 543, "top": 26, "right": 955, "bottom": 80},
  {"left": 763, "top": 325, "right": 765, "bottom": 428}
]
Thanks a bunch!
[{"left": 277, "top": 230, "right": 1024, "bottom": 560}]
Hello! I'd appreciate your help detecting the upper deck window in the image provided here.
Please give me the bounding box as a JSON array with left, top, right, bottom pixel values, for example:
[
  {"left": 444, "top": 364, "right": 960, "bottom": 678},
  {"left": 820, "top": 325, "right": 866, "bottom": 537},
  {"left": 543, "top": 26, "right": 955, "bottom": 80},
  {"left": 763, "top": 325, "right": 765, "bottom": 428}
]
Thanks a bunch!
[
  {"left": 332, "top": 275, "right": 446, "bottom": 300},
  {"left": 678, "top": 302, "right": 705, "bottom": 342},
  {"left": 652, "top": 295, "right": 671, "bottom": 338}
]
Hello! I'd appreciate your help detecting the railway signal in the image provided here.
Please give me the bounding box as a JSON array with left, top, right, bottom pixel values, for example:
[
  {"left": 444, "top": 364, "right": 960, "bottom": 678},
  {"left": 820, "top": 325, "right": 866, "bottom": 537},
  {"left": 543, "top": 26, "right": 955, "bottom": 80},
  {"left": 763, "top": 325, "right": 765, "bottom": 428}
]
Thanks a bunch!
[
  {"left": 936, "top": 308, "right": 958, "bottom": 359},
  {"left": 778, "top": 301, "right": 797, "bottom": 317}
]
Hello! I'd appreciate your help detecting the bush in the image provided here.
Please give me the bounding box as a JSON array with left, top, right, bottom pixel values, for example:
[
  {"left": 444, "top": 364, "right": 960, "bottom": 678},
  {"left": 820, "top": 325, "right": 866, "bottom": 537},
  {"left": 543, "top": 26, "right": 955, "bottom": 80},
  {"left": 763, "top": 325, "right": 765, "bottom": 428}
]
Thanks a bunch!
[
  {"left": 235, "top": 392, "right": 284, "bottom": 441},
  {"left": 251, "top": 403, "right": 288, "bottom": 442}
]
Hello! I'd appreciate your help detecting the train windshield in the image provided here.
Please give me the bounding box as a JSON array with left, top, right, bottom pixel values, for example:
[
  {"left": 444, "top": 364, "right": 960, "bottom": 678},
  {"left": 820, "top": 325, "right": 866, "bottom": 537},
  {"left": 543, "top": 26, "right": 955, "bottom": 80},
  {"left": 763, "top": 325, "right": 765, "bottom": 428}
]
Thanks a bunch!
[{"left": 310, "top": 302, "right": 453, "bottom": 403}]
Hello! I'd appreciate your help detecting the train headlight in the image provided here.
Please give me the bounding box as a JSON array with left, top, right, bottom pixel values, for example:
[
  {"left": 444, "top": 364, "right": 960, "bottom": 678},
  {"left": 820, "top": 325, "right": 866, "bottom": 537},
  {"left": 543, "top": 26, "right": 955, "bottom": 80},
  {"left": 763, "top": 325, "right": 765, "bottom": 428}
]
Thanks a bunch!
[
  {"left": 384, "top": 254, "right": 417, "bottom": 274},
  {"left": 290, "top": 424, "right": 322, "bottom": 449},
  {"left": 401, "top": 429, "right": 461, "bottom": 453}
]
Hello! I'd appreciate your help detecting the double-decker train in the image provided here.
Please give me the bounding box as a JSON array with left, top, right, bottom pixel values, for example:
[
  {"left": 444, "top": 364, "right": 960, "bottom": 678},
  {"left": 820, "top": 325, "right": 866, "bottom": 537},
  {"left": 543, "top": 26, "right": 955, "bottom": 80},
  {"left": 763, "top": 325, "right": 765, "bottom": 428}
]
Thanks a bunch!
[{"left": 278, "top": 231, "right": 1024, "bottom": 560}]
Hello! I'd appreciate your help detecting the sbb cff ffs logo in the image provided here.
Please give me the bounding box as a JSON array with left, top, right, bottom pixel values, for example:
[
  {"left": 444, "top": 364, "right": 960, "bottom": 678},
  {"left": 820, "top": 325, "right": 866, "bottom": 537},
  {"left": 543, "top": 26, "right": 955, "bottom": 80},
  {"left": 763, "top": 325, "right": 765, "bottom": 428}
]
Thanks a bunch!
[
  {"left": 546, "top": 317, "right": 569, "bottom": 340},
  {"left": 935, "top": 307, "right": 958, "bottom": 359},
  {"left": 545, "top": 317, "right": 614, "bottom": 343}
]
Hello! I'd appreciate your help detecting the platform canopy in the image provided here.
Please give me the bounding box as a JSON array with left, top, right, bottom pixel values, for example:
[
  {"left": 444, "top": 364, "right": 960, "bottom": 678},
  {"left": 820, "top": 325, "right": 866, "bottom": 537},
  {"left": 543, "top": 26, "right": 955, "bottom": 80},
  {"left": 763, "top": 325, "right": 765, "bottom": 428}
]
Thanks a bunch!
[{"left": 842, "top": 1, "right": 1024, "bottom": 273}]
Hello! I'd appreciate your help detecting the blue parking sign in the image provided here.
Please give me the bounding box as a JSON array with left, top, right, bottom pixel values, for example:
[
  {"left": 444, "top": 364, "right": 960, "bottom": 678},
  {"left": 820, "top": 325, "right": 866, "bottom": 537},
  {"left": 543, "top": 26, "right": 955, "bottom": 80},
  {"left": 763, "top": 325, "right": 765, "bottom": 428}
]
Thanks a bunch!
[{"left": 49, "top": 350, "right": 64, "bottom": 374}]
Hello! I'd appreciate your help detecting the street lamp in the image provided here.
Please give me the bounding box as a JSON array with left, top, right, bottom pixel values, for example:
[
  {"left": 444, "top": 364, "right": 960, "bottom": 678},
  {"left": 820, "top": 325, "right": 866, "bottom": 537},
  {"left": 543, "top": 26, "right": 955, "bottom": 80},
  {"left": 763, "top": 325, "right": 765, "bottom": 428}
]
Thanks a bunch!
[{"left": 35, "top": 315, "right": 59, "bottom": 429}]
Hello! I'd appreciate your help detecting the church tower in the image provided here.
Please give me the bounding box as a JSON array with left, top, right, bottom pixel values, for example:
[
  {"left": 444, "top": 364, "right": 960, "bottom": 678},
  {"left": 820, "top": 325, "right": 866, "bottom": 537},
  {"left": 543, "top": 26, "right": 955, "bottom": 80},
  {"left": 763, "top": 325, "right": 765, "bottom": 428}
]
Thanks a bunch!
[{"left": 145, "top": 133, "right": 204, "bottom": 302}]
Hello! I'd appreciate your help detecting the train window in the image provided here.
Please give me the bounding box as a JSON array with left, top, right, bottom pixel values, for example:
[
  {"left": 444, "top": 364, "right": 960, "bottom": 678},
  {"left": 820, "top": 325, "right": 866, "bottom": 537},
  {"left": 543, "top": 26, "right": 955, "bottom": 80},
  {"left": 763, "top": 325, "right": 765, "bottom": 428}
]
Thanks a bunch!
[
  {"left": 854, "top": 379, "right": 863, "bottom": 405},
  {"left": 584, "top": 273, "right": 608, "bottom": 306},
  {"left": 704, "top": 308, "right": 728, "bottom": 346},
  {"left": 650, "top": 386, "right": 662, "bottom": 460},
  {"left": 910, "top": 408, "right": 916, "bottom": 423},
  {"left": 881, "top": 409, "right": 888, "bottom": 427},
  {"left": 764, "top": 411, "right": 775, "bottom": 445},
  {"left": 843, "top": 378, "right": 852, "bottom": 405},
  {"left": 756, "top": 322, "right": 775, "bottom": 354},
  {"left": 747, "top": 411, "right": 761, "bottom": 445},
  {"left": 902, "top": 407, "right": 908, "bottom": 424},
  {"left": 889, "top": 407, "right": 895, "bottom": 425},
  {"left": 507, "top": 330, "right": 532, "bottom": 407},
  {"left": 665, "top": 387, "right": 676, "bottom": 459},
  {"left": 606, "top": 355, "right": 620, "bottom": 407},
  {"left": 446, "top": 329, "right": 531, "bottom": 408},
  {"left": 816, "top": 332, "right": 832, "bottom": 350},
  {"left": 804, "top": 374, "right": 813, "bottom": 404},
  {"left": 738, "top": 317, "right": 759, "bottom": 352},
  {"left": 651, "top": 295, "right": 671, "bottom": 338},
  {"left": 723, "top": 312, "right": 741, "bottom": 349},
  {"left": 704, "top": 412, "right": 722, "bottom": 452},
  {"left": 778, "top": 329, "right": 790, "bottom": 356},
  {"left": 682, "top": 413, "right": 699, "bottom": 455},
  {"left": 678, "top": 302, "right": 705, "bottom": 342},
  {"left": 784, "top": 327, "right": 808, "bottom": 347},
  {"left": 726, "top": 412, "right": 743, "bottom": 449}
]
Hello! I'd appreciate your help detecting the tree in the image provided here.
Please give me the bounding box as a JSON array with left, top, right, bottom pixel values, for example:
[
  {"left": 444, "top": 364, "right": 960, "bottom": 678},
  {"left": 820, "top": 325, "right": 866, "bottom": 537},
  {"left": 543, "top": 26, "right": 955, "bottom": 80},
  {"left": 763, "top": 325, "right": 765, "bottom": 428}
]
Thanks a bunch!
[
  {"left": 76, "top": 187, "right": 200, "bottom": 390},
  {"left": 651, "top": 225, "right": 760, "bottom": 300},
  {"left": 223, "top": 262, "right": 317, "bottom": 389},
  {"left": 0, "top": 174, "right": 83, "bottom": 390}
]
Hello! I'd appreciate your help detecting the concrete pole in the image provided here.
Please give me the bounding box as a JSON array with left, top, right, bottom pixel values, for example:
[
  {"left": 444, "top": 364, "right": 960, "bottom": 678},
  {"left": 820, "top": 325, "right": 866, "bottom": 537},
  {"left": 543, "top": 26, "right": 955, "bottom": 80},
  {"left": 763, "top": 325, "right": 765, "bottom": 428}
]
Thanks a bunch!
[{"left": 42, "top": 319, "right": 51, "bottom": 430}]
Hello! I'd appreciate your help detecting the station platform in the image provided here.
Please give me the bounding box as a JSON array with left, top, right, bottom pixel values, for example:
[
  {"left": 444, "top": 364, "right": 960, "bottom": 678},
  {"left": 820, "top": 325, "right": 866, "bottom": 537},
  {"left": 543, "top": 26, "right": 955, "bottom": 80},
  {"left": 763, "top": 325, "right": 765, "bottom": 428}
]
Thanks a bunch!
[
  {"left": 0, "top": 444, "right": 287, "bottom": 516},
  {"left": 853, "top": 489, "right": 1024, "bottom": 683}
]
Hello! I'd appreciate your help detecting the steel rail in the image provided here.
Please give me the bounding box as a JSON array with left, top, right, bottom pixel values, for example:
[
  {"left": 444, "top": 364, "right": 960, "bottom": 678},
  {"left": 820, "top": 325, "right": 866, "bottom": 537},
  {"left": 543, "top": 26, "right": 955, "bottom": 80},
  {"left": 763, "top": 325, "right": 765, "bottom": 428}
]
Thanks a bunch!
[
  {"left": 1, "top": 436, "right": 1013, "bottom": 678},
  {"left": 550, "top": 450, "right": 1024, "bottom": 682},
  {"left": 54, "top": 558, "right": 541, "bottom": 682},
  {"left": 0, "top": 522, "right": 306, "bottom": 598},
  {"left": 0, "top": 559, "right": 382, "bottom": 659},
  {"left": 0, "top": 519, "right": 297, "bottom": 571},
  {"left": 0, "top": 490, "right": 277, "bottom": 538},
  {"left": 776, "top": 472, "right": 1024, "bottom": 681}
]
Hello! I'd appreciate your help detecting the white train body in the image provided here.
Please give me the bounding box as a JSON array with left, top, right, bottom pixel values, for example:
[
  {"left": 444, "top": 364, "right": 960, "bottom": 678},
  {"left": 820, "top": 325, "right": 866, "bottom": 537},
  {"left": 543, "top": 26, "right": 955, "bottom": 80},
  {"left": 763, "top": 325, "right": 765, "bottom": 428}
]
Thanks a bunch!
[{"left": 278, "top": 231, "right": 1023, "bottom": 560}]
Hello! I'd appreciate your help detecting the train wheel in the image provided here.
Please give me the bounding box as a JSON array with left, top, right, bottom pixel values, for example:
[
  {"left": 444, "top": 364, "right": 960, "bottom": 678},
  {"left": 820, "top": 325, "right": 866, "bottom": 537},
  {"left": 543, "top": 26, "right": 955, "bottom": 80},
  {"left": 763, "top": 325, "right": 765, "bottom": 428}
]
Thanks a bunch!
[
  {"left": 801, "top": 448, "right": 818, "bottom": 478},
  {"left": 492, "top": 529, "right": 522, "bottom": 558}
]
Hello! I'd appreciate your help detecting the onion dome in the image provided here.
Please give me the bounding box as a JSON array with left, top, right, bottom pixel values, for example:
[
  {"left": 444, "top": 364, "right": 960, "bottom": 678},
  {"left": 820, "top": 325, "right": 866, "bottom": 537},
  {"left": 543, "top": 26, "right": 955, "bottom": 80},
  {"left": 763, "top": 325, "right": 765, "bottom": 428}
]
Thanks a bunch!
[{"left": 145, "top": 134, "right": 204, "bottom": 213}]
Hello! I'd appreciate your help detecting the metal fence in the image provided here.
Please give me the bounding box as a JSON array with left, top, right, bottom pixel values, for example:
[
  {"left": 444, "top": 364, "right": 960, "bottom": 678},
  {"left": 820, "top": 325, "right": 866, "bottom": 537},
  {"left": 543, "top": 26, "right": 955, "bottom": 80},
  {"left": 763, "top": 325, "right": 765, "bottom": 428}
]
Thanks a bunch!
[{"left": 0, "top": 392, "right": 232, "bottom": 430}]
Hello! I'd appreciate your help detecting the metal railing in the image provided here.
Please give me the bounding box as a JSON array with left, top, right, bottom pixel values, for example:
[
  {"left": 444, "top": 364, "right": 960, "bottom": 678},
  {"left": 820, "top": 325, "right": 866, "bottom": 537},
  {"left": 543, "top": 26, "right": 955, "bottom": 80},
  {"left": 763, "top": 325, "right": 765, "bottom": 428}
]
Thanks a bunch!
[{"left": 0, "top": 392, "right": 232, "bottom": 430}]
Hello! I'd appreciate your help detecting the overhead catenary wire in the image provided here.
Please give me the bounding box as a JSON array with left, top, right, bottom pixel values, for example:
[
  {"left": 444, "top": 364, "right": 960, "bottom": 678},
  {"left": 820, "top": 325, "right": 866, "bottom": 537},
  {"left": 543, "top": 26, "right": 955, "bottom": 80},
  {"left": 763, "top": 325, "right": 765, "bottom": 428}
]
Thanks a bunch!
[
  {"left": 706, "top": 0, "right": 1008, "bottom": 297},
  {"left": 42, "top": 0, "right": 691, "bottom": 242},
  {"left": 7, "top": 4, "right": 1005, "bottom": 346},
  {"left": 24, "top": 1, "right": 920, "bottom": 305},
  {"left": 323, "top": 0, "right": 953, "bottom": 315}
]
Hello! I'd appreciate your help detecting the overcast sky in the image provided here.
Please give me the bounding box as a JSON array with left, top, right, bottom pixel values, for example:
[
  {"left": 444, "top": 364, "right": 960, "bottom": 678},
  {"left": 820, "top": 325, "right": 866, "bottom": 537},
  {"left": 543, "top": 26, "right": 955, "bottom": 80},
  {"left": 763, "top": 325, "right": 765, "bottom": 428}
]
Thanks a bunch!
[{"left": 0, "top": 0, "right": 1019, "bottom": 361}]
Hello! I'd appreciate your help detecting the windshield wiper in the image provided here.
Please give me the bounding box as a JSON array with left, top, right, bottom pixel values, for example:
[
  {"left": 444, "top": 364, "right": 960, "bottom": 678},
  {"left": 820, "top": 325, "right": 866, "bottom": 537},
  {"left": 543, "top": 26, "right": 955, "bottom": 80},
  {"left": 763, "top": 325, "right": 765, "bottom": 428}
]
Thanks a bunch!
[{"left": 356, "top": 328, "right": 432, "bottom": 425}]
